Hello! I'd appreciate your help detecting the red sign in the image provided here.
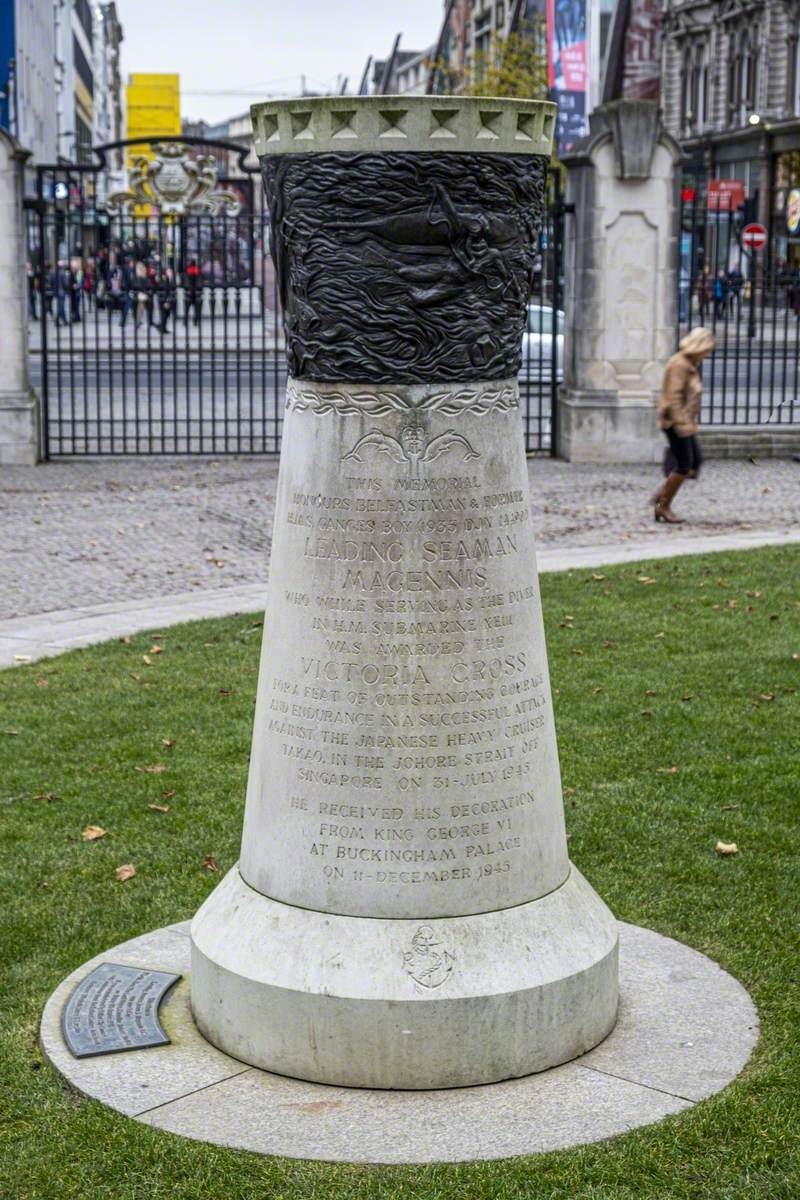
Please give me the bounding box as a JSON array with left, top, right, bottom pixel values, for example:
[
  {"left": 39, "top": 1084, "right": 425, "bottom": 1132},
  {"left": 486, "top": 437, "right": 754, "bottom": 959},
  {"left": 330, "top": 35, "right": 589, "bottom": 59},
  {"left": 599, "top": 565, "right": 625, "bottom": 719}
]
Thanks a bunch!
[
  {"left": 742, "top": 223, "right": 767, "bottom": 251},
  {"left": 707, "top": 179, "right": 745, "bottom": 212}
]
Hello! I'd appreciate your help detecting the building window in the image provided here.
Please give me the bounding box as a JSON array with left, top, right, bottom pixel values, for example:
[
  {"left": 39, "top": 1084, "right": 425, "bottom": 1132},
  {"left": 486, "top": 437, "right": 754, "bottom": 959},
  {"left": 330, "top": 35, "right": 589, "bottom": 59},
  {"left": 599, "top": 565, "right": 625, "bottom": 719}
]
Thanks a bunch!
[
  {"left": 728, "top": 27, "right": 759, "bottom": 125},
  {"left": 790, "top": 32, "right": 800, "bottom": 113},
  {"left": 75, "top": 112, "right": 92, "bottom": 165},
  {"left": 73, "top": 34, "right": 94, "bottom": 97},
  {"left": 497, "top": 2, "right": 505, "bottom": 27},
  {"left": 681, "top": 42, "right": 710, "bottom": 135},
  {"left": 75, "top": 0, "right": 94, "bottom": 46}
]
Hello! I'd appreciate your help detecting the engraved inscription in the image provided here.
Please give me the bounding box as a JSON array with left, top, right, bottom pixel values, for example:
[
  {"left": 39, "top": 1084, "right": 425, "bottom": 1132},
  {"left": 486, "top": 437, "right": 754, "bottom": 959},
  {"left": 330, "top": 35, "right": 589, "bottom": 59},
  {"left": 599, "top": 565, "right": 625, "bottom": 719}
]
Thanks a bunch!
[
  {"left": 62, "top": 963, "right": 181, "bottom": 1058},
  {"left": 239, "top": 392, "right": 569, "bottom": 919}
]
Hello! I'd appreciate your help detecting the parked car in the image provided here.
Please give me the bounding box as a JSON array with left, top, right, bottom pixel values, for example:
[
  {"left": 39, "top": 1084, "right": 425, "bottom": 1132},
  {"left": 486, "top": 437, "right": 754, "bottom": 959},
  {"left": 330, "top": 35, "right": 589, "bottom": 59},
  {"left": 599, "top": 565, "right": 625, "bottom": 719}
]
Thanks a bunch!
[{"left": 519, "top": 304, "right": 564, "bottom": 381}]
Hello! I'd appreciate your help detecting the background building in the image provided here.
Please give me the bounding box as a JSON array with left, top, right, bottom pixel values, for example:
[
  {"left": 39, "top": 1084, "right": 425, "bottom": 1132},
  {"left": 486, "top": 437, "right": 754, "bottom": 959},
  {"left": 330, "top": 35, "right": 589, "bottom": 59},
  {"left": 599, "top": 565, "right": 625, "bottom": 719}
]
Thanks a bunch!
[
  {"left": 126, "top": 71, "right": 180, "bottom": 164},
  {"left": 0, "top": 0, "right": 58, "bottom": 165},
  {"left": 604, "top": 0, "right": 800, "bottom": 276}
]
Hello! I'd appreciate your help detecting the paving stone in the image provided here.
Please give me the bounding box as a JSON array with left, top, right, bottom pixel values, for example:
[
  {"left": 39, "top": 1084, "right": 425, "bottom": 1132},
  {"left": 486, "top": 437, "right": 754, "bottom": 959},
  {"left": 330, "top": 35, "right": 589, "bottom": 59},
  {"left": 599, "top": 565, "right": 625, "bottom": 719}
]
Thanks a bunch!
[
  {"left": 41, "top": 920, "right": 756, "bottom": 1164},
  {"left": 2, "top": 457, "right": 798, "bottom": 620}
]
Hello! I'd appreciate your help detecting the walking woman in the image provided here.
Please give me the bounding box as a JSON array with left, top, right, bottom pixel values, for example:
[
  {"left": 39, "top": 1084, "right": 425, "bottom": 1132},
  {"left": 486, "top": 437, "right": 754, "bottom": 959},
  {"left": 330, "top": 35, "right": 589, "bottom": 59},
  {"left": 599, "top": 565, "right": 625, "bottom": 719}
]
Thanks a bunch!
[{"left": 653, "top": 327, "right": 715, "bottom": 524}]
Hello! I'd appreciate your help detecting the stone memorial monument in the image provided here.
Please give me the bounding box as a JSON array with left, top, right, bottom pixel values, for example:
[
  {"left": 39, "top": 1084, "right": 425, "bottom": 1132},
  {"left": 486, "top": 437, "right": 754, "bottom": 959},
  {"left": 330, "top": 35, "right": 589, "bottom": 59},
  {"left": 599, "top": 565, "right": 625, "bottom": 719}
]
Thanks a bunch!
[{"left": 190, "top": 96, "right": 619, "bottom": 1089}]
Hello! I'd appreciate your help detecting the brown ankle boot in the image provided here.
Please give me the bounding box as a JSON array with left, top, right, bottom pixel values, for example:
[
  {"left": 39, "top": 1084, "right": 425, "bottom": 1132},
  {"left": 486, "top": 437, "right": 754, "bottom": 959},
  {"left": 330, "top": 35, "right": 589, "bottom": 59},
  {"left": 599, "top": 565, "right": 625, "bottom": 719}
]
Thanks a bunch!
[{"left": 655, "top": 472, "right": 686, "bottom": 523}]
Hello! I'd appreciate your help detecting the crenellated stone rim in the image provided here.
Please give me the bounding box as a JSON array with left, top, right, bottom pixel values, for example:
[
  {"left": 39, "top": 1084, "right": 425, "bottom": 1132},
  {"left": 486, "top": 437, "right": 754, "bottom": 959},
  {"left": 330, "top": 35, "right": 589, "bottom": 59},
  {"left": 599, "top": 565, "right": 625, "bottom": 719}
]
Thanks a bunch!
[{"left": 251, "top": 95, "right": 556, "bottom": 159}]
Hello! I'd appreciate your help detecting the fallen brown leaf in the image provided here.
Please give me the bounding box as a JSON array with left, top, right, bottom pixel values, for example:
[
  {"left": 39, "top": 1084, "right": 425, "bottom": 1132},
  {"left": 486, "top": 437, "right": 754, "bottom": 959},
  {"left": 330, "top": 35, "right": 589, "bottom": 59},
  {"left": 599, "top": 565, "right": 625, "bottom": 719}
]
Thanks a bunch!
[
  {"left": 202, "top": 854, "right": 220, "bottom": 873},
  {"left": 640, "top": 709, "right": 653, "bottom": 717},
  {"left": 36, "top": 678, "right": 49, "bottom": 687},
  {"left": 136, "top": 764, "right": 167, "bottom": 774},
  {"left": 219, "top": 688, "right": 234, "bottom": 696},
  {"left": 142, "top": 655, "right": 153, "bottom": 666},
  {"left": 13, "top": 654, "right": 32, "bottom": 662},
  {"left": 119, "top": 636, "right": 131, "bottom": 644},
  {"left": 638, "top": 577, "right": 656, "bottom": 585},
  {"left": 147, "top": 803, "right": 170, "bottom": 813},
  {"left": 32, "top": 792, "right": 59, "bottom": 801},
  {"left": 161, "top": 789, "right": 176, "bottom": 799},
  {"left": 720, "top": 804, "right": 740, "bottom": 811},
  {"left": 645, "top": 689, "right": 657, "bottom": 696},
  {"left": 3, "top": 729, "right": 21, "bottom": 736},
  {"left": 715, "top": 841, "right": 738, "bottom": 857},
  {"left": 161, "top": 737, "right": 176, "bottom": 748},
  {"left": 656, "top": 765, "right": 679, "bottom": 775},
  {"left": 591, "top": 573, "right": 605, "bottom": 582},
  {"left": 82, "top": 825, "right": 107, "bottom": 841},
  {"left": 114, "top": 863, "right": 136, "bottom": 882}
]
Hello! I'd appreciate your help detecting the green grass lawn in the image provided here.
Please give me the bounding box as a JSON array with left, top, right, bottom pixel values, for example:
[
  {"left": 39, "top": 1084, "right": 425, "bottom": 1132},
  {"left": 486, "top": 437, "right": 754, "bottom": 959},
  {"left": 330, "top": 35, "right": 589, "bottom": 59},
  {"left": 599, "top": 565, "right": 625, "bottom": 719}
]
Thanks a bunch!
[{"left": 1, "top": 546, "right": 798, "bottom": 1200}]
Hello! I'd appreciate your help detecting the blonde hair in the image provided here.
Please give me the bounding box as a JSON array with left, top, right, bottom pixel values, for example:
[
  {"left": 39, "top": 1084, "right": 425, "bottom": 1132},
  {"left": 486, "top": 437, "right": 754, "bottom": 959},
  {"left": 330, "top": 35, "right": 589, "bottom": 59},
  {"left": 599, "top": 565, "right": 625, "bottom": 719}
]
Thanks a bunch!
[{"left": 680, "top": 327, "right": 716, "bottom": 356}]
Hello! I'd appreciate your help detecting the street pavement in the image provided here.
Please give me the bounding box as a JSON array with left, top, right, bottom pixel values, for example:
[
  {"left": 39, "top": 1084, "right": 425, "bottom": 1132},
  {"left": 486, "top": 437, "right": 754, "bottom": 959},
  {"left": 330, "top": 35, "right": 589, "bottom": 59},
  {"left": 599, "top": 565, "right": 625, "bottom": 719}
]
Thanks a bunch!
[{"left": 2, "top": 456, "right": 798, "bottom": 624}]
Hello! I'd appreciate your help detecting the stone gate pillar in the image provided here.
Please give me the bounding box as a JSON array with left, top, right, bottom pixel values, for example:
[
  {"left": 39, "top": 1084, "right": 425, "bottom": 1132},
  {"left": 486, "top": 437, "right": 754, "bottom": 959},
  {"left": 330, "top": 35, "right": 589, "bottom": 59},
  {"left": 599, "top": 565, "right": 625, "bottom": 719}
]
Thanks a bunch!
[
  {"left": 0, "top": 130, "right": 38, "bottom": 465},
  {"left": 190, "top": 96, "right": 618, "bottom": 1090},
  {"left": 557, "top": 101, "right": 683, "bottom": 463}
]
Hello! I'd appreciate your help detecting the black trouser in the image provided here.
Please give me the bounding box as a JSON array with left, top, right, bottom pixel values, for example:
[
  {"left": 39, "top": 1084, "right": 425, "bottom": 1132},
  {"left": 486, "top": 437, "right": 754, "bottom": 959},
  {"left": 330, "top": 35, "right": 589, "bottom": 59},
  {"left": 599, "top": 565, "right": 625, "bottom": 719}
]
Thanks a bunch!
[{"left": 664, "top": 427, "right": 703, "bottom": 477}]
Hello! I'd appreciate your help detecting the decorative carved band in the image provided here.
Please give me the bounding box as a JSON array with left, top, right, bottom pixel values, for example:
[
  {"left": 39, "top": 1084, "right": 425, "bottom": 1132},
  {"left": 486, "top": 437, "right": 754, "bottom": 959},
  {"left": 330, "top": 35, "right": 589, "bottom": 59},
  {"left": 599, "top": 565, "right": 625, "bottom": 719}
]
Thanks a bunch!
[
  {"left": 263, "top": 151, "right": 546, "bottom": 385},
  {"left": 253, "top": 96, "right": 556, "bottom": 159},
  {"left": 285, "top": 380, "right": 519, "bottom": 417}
]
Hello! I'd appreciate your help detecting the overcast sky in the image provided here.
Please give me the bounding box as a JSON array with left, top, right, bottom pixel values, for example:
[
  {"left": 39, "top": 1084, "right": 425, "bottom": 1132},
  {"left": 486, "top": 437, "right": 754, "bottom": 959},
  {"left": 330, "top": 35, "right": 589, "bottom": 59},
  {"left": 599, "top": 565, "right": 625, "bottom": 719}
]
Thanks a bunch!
[{"left": 120, "top": 0, "right": 442, "bottom": 124}]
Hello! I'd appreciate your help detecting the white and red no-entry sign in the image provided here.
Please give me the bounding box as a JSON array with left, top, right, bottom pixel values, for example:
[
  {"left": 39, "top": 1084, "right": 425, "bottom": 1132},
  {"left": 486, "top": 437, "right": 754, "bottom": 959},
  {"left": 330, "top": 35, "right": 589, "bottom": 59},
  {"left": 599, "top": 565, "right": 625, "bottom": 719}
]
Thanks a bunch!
[{"left": 742, "top": 223, "right": 767, "bottom": 251}]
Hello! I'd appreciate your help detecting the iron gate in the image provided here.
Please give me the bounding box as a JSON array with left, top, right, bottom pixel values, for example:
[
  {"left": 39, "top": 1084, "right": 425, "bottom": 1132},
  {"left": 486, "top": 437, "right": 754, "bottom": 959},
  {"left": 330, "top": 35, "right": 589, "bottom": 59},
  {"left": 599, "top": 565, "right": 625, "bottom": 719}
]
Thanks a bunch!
[
  {"left": 678, "top": 173, "right": 799, "bottom": 427},
  {"left": 26, "top": 138, "right": 565, "bottom": 457}
]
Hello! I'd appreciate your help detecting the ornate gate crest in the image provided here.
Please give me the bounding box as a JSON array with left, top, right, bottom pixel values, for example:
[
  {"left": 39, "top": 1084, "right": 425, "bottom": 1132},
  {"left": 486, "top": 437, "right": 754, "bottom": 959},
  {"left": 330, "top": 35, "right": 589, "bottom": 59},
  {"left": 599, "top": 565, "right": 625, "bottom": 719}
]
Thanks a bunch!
[{"left": 106, "top": 142, "right": 242, "bottom": 216}]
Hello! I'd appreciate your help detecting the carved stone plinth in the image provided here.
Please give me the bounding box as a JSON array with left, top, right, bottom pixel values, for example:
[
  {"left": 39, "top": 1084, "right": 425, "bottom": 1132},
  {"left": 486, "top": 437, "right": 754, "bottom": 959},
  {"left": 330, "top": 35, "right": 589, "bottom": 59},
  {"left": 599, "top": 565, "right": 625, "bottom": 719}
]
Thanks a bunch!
[{"left": 190, "top": 97, "right": 618, "bottom": 1089}]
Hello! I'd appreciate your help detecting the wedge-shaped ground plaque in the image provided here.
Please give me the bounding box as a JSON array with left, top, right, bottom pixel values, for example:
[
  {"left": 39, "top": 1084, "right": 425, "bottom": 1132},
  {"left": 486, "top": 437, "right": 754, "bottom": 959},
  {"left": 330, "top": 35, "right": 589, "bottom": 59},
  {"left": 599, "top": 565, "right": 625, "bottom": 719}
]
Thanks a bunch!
[{"left": 62, "top": 962, "right": 180, "bottom": 1058}]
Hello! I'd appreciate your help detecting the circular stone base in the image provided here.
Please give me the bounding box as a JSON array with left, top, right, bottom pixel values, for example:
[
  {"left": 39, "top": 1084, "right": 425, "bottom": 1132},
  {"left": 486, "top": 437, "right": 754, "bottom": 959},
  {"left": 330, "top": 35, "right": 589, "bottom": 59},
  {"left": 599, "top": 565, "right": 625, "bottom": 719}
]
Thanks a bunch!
[
  {"left": 40, "top": 921, "right": 758, "bottom": 1165},
  {"left": 190, "top": 866, "right": 619, "bottom": 1089}
]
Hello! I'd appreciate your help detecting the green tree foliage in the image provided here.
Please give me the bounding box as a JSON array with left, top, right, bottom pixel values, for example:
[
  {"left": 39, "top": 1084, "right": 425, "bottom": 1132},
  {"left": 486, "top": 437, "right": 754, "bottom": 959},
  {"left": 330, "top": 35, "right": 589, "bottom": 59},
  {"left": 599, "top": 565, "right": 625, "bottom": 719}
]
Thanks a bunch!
[
  {"left": 463, "top": 19, "right": 549, "bottom": 101},
  {"left": 428, "top": 19, "right": 549, "bottom": 101}
]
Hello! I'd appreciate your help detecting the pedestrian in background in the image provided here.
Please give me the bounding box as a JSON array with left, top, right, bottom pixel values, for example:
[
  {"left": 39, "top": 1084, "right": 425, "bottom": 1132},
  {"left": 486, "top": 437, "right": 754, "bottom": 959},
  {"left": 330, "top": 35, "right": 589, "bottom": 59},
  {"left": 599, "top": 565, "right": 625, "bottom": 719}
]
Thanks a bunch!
[
  {"left": 713, "top": 269, "right": 729, "bottom": 320},
  {"left": 695, "top": 266, "right": 714, "bottom": 323},
  {"left": 134, "top": 260, "right": 150, "bottom": 329},
  {"left": 157, "top": 267, "right": 176, "bottom": 335},
  {"left": 69, "top": 258, "right": 83, "bottom": 323},
  {"left": 27, "top": 261, "right": 39, "bottom": 320},
  {"left": 185, "top": 258, "right": 203, "bottom": 326},
  {"left": 652, "top": 327, "right": 715, "bottom": 524}
]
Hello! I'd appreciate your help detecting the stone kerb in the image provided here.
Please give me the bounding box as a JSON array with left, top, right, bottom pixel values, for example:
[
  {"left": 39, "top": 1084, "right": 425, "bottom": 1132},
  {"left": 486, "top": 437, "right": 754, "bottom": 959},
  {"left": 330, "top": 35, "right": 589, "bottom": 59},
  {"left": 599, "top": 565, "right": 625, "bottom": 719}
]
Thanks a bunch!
[{"left": 0, "top": 130, "right": 39, "bottom": 466}]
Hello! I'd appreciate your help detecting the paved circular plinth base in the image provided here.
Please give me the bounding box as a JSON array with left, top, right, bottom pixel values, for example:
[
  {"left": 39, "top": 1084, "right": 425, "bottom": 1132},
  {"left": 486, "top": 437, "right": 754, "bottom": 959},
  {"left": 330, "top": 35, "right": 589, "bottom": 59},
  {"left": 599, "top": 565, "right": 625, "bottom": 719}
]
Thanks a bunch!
[
  {"left": 190, "top": 866, "right": 619, "bottom": 1089},
  {"left": 40, "top": 921, "right": 758, "bottom": 1164}
]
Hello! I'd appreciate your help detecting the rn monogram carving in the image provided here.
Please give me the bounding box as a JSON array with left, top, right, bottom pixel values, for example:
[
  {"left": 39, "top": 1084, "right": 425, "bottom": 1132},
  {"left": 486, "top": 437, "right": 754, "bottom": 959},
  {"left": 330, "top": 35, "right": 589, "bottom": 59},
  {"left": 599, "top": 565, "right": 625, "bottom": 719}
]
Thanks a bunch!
[
  {"left": 262, "top": 151, "right": 547, "bottom": 384},
  {"left": 402, "top": 926, "right": 456, "bottom": 989}
]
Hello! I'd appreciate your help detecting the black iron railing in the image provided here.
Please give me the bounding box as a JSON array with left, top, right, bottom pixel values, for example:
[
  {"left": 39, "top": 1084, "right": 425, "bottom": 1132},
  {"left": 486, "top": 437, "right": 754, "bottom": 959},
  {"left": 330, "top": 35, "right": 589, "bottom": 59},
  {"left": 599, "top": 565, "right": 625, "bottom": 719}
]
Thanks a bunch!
[{"left": 25, "top": 141, "right": 565, "bottom": 457}]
